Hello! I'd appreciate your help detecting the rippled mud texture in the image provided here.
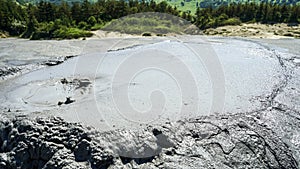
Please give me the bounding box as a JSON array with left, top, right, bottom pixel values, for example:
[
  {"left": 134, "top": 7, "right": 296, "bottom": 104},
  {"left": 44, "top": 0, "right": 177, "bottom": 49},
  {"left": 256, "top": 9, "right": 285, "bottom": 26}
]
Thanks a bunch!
[
  {"left": 0, "top": 113, "right": 298, "bottom": 169},
  {"left": 0, "top": 36, "right": 299, "bottom": 168},
  {"left": 0, "top": 37, "right": 292, "bottom": 130}
]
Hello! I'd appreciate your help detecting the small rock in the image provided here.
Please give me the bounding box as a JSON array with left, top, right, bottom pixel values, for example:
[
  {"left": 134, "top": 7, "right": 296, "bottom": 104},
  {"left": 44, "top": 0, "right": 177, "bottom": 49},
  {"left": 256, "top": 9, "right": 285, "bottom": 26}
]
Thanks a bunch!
[
  {"left": 74, "top": 139, "right": 91, "bottom": 162},
  {"left": 64, "top": 97, "right": 75, "bottom": 105}
]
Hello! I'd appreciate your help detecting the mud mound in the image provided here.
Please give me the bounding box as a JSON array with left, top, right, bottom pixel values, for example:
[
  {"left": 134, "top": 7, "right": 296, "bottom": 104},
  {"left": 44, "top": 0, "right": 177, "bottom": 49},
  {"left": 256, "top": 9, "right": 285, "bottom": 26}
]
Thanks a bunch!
[{"left": 0, "top": 112, "right": 298, "bottom": 169}]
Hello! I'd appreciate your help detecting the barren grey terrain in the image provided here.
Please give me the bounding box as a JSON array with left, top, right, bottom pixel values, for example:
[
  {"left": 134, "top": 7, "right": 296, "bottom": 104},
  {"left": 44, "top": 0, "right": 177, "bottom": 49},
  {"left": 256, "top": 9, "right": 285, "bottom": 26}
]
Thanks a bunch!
[{"left": 0, "top": 36, "right": 299, "bottom": 168}]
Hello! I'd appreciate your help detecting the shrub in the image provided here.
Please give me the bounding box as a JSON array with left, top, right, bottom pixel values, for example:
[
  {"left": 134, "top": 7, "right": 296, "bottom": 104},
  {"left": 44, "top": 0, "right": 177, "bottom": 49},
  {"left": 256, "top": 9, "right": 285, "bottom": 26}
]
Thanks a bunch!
[
  {"left": 78, "top": 21, "right": 88, "bottom": 29},
  {"left": 142, "top": 32, "right": 152, "bottom": 36},
  {"left": 88, "top": 16, "right": 97, "bottom": 26},
  {"left": 53, "top": 27, "right": 93, "bottom": 39},
  {"left": 221, "top": 18, "right": 242, "bottom": 26},
  {"left": 30, "top": 30, "right": 50, "bottom": 40},
  {"left": 91, "top": 23, "right": 105, "bottom": 31}
]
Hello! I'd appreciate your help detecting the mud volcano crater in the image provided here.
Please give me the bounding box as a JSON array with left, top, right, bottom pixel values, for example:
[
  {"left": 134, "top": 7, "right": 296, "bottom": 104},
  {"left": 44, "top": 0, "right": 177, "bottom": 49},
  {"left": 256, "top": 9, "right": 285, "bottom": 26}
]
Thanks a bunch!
[{"left": 0, "top": 37, "right": 300, "bottom": 168}]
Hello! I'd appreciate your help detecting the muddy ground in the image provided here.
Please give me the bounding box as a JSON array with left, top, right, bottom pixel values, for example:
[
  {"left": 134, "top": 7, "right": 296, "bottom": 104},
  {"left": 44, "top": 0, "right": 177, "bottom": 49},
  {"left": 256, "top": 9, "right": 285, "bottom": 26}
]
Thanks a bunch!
[{"left": 0, "top": 36, "right": 299, "bottom": 168}]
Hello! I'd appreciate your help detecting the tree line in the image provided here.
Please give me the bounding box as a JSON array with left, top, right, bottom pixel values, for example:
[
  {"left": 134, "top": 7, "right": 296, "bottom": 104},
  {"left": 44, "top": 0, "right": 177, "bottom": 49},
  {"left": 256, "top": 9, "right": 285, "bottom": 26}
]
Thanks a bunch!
[
  {"left": 0, "top": 0, "right": 299, "bottom": 39},
  {"left": 195, "top": 2, "right": 300, "bottom": 29},
  {"left": 0, "top": 0, "right": 180, "bottom": 38}
]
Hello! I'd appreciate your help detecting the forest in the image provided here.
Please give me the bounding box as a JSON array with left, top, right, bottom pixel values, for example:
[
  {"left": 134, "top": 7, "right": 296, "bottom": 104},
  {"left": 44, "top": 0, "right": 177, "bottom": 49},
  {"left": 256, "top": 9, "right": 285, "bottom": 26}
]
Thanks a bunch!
[
  {"left": 13, "top": 0, "right": 300, "bottom": 15},
  {"left": 0, "top": 0, "right": 299, "bottom": 39},
  {"left": 195, "top": 3, "right": 300, "bottom": 29}
]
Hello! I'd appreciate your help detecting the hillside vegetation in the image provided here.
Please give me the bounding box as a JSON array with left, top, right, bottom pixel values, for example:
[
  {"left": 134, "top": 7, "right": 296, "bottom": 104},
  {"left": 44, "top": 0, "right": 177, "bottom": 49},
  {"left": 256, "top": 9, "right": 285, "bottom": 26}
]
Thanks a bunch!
[
  {"left": 171, "top": 0, "right": 300, "bottom": 14},
  {"left": 15, "top": 0, "right": 300, "bottom": 14},
  {"left": 102, "top": 12, "right": 199, "bottom": 35},
  {"left": 1, "top": 0, "right": 300, "bottom": 39}
]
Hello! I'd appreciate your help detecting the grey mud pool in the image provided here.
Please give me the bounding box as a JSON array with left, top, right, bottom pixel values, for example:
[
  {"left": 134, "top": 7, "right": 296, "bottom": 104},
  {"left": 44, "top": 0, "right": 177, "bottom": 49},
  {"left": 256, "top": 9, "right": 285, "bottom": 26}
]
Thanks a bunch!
[{"left": 0, "top": 36, "right": 299, "bottom": 130}]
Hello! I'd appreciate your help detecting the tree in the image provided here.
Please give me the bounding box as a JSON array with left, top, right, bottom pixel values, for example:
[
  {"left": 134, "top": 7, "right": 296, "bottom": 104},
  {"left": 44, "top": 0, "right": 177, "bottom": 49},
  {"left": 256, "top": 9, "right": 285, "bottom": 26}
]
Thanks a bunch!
[
  {"left": 281, "top": 4, "right": 291, "bottom": 22},
  {"left": 87, "top": 16, "right": 96, "bottom": 26},
  {"left": 57, "top": 1, "right": 71, "bottom": 21},
  {"left": 82, "top": 0, "right": 91, "bottom": 21},
  {"left": 21, "top": 10, "right": 38, "bottom": 38},
  {"left": 71, "top": 2, "right": 82, "bottom": 23}
]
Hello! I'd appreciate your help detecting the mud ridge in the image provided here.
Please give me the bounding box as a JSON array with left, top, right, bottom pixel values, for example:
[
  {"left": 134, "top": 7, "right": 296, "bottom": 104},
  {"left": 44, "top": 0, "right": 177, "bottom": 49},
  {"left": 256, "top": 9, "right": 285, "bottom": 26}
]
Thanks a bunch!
[
  {"left": 243, "top": 39, "right": 296, "bottom": 114},
  {"left": 0, "top": 113, "right": 298, "bottom": 169}
]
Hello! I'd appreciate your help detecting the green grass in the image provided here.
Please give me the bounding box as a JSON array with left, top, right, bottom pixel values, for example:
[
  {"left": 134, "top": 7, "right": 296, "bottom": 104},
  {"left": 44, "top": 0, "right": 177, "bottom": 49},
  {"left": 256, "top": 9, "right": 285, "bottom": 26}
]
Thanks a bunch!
[
  {"left": 29, "top": 26, "right": 93, "bottom": 40},
  {"left": 102, "top": 13, "right": 195, "bottom": 35},
  {"left": 220, "top": 18, "right": 242, "bottom": 26},
  {"left": 90, "top": 23, "right": 105, "bottom": 31},
  {"left": 156, "top": 0, "right": 199, "bottom": 14},
  {"left": 53, "top": 27, "right": 93, "bottom": 39}
]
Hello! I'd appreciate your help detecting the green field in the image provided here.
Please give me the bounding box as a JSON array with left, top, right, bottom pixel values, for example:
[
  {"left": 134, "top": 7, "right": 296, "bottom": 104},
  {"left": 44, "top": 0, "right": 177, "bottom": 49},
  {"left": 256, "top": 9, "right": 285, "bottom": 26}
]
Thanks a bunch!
[{"left": 155, "top": 0, "right": 198, "bottom": 14}]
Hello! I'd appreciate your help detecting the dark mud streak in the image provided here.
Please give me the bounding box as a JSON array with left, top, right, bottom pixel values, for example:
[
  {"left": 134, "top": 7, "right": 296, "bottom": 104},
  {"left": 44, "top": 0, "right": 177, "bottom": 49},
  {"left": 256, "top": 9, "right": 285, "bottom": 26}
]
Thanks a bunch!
[
  {"left": 252, "top": 43, "right": 300, "bottom": 165},
  {"left": 206, "top": 142, "right": 236, "bottom": 155},
  {"left": 43, "top": 55, "right": 78, "bottom": 66},
  {"left": 253, "top": 119, "right": 298, "bottom": 168},
  {"left": 107, "top": 44, "right": 144, "bottom": 52},
  {"left": 0, "top": 67, "right": 21, "bottom": 80},
  {"left": 248, "top": 39, "right": 292, "bottom": 106},
  {"left": 106, "top": 40, "right": 173, "bottom": 52},
  {"left": 237, "top": 38, "right": 299, "bottom": 126},
  {"left": 262, "top": 49, "right": 291, "bottom": 108},
  {"left": 0, "top": 55, "right": 78, "bottom": 81}
]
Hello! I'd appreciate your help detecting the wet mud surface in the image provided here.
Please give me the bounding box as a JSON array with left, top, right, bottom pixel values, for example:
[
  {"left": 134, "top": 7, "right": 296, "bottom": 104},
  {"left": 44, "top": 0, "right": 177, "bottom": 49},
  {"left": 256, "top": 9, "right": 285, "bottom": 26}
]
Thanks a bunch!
[{"left": 0, "top": 36, "right": 299, "bottom": 168}]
